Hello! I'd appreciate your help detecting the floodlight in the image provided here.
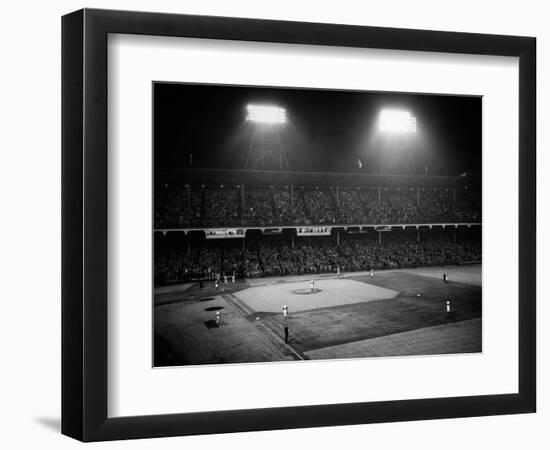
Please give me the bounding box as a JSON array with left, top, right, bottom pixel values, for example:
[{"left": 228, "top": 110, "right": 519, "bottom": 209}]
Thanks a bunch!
[
  {"left": 246, "top": 104, "right": 286, "bottom": 124},
  {"left": 378, "top": 109, "right": 416, "bottom": 133}
]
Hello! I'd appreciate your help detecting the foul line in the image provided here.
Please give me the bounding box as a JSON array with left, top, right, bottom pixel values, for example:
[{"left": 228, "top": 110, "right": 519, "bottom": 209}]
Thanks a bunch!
[{"left": 221, "top": 291, "right": 305, "bottom": 361}]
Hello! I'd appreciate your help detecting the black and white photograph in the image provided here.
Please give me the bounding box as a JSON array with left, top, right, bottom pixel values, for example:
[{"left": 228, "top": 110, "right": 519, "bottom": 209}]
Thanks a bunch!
[
  {"left": 0, "top": 0, "right": 543, "bottom": 446},
  {"left": 153, "top": 83, "right": 482, "bottom": 367}
]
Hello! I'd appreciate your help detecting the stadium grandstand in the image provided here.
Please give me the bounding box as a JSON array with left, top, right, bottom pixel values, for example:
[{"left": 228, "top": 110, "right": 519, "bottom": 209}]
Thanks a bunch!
[{"left": 154, "top": 168, "right": 481, "bottom": 285}]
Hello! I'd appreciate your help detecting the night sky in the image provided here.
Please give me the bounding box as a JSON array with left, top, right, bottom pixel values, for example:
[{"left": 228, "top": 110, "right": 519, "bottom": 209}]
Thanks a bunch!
[{"left": 154, "top": 83, "right": 481, "bottom": 176}]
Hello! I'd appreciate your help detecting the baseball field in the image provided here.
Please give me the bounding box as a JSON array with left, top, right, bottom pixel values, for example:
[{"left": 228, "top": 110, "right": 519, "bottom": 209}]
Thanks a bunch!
[{"left": 154, "top": 264, "right": 481, "bottom": 366}]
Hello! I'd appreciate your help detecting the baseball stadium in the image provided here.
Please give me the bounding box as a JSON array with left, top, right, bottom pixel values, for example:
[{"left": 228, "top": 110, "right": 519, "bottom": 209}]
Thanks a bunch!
[{"left": 153, "top": 83, "right": 482, "bottom": 367}]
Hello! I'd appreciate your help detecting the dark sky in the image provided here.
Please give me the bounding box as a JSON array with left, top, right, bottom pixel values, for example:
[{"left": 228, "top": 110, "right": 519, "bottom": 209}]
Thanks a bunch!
[{"left": 154, "top": 82, "right": 481, "bottom": 176}]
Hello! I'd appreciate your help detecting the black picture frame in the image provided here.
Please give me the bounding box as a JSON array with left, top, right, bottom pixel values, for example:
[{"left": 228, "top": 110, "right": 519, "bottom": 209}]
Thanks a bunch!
[{"left": 62, "top": 8, "right": 536, "bottom": 442}]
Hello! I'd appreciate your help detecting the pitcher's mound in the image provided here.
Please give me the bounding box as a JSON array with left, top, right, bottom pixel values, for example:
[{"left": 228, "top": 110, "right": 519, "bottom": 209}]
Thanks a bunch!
[{"left": 292, "top": 288, "right": 322, "bottom": 295}]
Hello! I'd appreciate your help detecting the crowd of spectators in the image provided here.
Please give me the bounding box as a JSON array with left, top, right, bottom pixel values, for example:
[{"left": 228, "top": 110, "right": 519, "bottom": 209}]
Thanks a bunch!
[
  {"left": 202, "top": 186, "right": 241, "bottom": 227},
  {"left": 297, "top": 188, "right": 339, "bottom": 225},
  {"left": 154, "top": 232, "right": 481, "bottom": 283},
  {"left": 154, "top": 184, "right": 481, "bottom": 229},
  {"left": 243, "top": 188, "right": 271, "bottom": 226},
  {"left": 154, "top": 185, "right": 202, "bottom": 228}
]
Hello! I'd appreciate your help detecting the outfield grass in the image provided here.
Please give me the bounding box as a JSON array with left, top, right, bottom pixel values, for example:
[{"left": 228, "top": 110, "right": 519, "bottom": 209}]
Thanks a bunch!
[{"left": 304, "top": 318, "right": 481, "bottom": 359}]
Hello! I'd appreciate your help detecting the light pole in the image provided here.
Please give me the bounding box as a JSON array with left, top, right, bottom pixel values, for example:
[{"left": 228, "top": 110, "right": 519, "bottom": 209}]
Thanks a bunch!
[
  {"left": 244, "top": 104, "right": 289, "bottom": 171},
  {"left": 376, "top": 108, "right": 418, "bottom": 174}
]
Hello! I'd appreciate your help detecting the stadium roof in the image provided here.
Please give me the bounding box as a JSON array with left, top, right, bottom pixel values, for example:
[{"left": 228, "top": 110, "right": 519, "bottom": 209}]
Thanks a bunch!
[{"left": 156, "top": 168, "right": 480, "bottom": 188}]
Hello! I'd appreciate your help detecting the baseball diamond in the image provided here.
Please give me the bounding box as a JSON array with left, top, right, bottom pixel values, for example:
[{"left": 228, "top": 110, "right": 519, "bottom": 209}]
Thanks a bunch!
[{"left": 154, "top": 264, "right": 481, "bottom": 366}]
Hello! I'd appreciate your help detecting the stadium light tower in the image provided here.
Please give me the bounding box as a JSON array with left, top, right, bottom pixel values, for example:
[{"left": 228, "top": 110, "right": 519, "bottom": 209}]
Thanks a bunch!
[
  {"left": 246, "top": 105, "right": 287, "bottom": 124},
  {"left": 378, "top": 109, "right": 417, "bottom": 133},
  {"left": 245, "top": 104, "right": 290, "bottom": 171},
  {"left": 374, "top": 108, "right": 418, "bottom": 174}
]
